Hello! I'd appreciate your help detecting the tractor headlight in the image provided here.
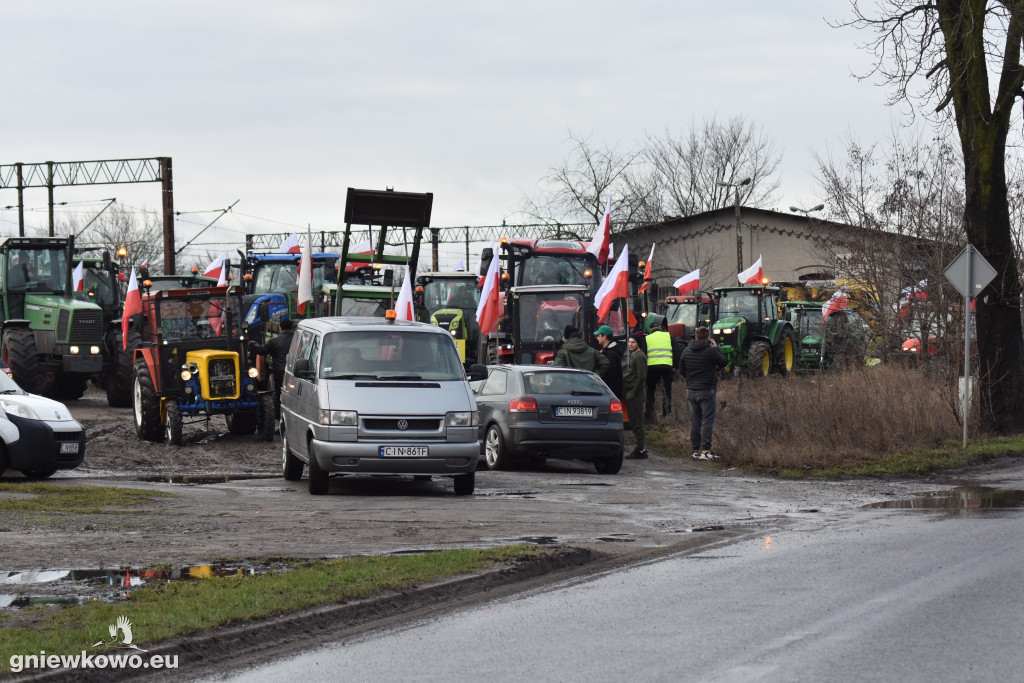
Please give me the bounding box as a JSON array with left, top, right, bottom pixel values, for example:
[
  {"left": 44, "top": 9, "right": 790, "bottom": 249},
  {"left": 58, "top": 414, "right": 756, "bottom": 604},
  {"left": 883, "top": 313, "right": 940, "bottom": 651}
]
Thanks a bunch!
[
  {"left": 719, "top": 328, "right": 733, "bottom": 335},
  {"left": 184, "top": 386, "right": 194, "bottom": 395},
  {"left": 247, "top": 367, "right": 259, "bottom": 378},
  {"left": 450, "top": 329, "right": 457, "bottom": 337},
  {"left": 245, "top": 383, "right": 254, "bottom": 393},
  {"left": 69, "top": 346, "right": 80, "bottom": 354},
  {"left": 90, "top": 346, "right": 101, "bottom": 355},
  {"left": 181, "top": 370, "right": 192, "bottom": 381}
]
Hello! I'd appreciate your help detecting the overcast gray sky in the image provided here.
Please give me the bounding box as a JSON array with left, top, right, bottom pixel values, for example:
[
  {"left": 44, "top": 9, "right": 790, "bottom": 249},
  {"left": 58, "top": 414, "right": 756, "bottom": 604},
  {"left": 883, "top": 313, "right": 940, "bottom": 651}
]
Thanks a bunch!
[{"left": 2, "top": 0, "right": 900, "bottom": 265}]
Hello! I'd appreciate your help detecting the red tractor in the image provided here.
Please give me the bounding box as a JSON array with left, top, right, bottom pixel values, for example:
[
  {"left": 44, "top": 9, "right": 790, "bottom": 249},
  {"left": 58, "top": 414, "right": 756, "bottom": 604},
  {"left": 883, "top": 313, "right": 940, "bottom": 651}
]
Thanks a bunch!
[{"left": 129, "top": 285, "right": 274, "bottom": 445}]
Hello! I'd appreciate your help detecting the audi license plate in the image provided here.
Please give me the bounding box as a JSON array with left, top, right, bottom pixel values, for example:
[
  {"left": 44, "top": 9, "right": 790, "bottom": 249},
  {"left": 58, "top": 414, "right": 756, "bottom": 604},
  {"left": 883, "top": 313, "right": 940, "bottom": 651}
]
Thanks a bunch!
[
  {"left": 555, "top": 406, "right": 594, "bottom": 418},
  {"left": 59, "top": 441, "right": 79, "bottom": 454},
  {"left": 380, "top": 446, "right": 429, "bottom": 457}
]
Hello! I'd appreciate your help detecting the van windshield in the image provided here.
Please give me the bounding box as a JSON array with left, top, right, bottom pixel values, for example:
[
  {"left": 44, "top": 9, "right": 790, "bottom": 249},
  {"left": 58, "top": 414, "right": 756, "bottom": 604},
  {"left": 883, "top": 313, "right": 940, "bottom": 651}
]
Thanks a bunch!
[{"left": 320, "top": 330, "right": 464, "bottom": 381}]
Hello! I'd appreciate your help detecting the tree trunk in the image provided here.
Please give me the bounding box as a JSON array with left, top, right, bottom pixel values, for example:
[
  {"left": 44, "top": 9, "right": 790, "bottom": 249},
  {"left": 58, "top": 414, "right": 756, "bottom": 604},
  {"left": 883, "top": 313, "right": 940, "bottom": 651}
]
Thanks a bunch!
[{"left": 961, "top": 138, "right": 1024, "bottom": 432}]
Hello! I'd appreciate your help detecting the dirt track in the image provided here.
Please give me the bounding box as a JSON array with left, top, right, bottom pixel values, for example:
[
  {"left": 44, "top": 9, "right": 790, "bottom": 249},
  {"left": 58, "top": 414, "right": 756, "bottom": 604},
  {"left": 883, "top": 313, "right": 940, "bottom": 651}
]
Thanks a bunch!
[{"left": 5, "top": 389, "right": 1012, "bottom": 573}]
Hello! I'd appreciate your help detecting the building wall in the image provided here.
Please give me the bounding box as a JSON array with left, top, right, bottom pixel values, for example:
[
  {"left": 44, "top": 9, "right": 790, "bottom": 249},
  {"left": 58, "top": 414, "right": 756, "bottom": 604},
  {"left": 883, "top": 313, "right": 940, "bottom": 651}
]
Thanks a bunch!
[{"left": 622, "top": 207, "right": 848, "bottom": 293}]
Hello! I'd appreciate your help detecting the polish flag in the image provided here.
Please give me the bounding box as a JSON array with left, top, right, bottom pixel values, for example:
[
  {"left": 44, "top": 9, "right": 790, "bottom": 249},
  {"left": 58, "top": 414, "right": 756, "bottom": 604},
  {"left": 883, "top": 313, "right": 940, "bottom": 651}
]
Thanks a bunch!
[
  {"left": 140, "top": 259, "right": 148, "bottom": 269},
  {"left": 278, "top": 232, "right": 301, "bottom": 254},
  {"left": 639, "top": 243, "right": 656, "bottom": 293},
  {"left": 586, "top": 197, "right": 612, "bottom": 265},
  {"left": 476, "top": 246, "right": 501, "bottom": 336},
  {"left": 204, "top": 252, "right": 228, "bottom": 283},
  {"left": 451, "top": 257, "right": 465, "bottom": 272},
  {"left": 72, "top": 260, "right": 85, "bottom": 292},
  {"left": 121, "top": 268, "right": 142, "bottom": 349},
  {"left": 738, "top": 255, "right": 764, "bottom": 285},
  {"left": 349, "top": 234, "right": 377, "bottom": 254},
  {"left": 673, "top": 268, "right": 700, "bottom": 295},
  {"left": 394, "top": 266, "right": 415, "bottom": 321},
  {"left": 822, "top": 289, "right": 848, "bottom": 321},
  {"left": 595, "top": 244, "right": 630, "bottom": 322},
  {"left": 297, "top": 228, "right": 314, "bottom": 315}
]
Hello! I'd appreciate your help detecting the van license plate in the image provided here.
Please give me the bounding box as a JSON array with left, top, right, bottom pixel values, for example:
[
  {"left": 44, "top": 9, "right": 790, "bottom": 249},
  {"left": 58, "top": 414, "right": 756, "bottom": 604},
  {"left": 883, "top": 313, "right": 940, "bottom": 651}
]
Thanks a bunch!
[
  {"left": 380, "top": 446, "right": 429, "bottom": 457},
  {"left": 59, "top": 441, "right": 79, "bottom": 454},
  {"left": 555, "top": 406, "right": 593, "bottom": 417}
]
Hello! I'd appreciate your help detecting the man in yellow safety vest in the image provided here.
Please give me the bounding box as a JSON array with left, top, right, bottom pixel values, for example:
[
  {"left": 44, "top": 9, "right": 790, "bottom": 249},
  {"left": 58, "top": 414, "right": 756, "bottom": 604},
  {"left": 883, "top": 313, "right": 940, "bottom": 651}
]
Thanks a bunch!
[{"left": 645, "top": 320, "right": 674, "bottom": 419}]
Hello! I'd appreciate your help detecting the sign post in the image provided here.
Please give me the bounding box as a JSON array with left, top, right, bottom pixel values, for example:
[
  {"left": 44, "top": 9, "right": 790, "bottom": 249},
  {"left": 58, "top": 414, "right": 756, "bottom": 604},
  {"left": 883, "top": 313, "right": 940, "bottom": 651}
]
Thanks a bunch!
[{"left": 943, "top": 244, "right": 997, "bottom": 448}]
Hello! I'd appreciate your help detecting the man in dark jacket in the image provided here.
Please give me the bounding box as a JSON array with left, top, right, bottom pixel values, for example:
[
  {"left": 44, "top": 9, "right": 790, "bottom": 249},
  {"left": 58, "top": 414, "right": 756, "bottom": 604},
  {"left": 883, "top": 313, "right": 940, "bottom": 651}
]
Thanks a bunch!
[
  {"left": 624, "top": 333, "right": 648, "bottom": 459},
  {"left": 552, "top": 325, "right": 609, "bottom": 376},
  {"left": 250, "top": 318, "right": 295, "bottom": 419},
  {"left": 679, "top": 326, "right": 727, "bottom": 460},
  {"left": 595, "top": 324, "right": 624, "bottom": 400}
]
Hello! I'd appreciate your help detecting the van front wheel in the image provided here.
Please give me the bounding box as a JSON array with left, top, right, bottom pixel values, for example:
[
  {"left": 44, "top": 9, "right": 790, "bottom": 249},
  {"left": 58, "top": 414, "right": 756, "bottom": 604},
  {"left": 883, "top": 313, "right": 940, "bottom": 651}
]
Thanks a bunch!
[
  {"left": 453, "top": 471, "right": 475, "bottom": 495},
  {"left": 308, "top": 443, "right": 328, "bottom": 495}
]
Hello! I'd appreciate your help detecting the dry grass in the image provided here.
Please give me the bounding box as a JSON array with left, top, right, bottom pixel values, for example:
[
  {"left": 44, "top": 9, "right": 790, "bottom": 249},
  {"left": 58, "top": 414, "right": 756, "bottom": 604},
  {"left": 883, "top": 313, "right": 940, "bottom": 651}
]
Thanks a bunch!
[{"left": 647, "top": 366, "right": 963, "bottom": 471}]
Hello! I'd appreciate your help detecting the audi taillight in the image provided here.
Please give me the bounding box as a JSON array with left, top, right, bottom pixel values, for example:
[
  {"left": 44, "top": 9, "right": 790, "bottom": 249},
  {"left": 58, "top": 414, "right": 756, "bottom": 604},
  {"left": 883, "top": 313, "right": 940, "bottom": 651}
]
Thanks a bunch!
[
  {"left": 610, "top": 399, "right": 623, "bottom": 412},
  {"left": 510, "top": 397, "right": 538, "bottom": 412}
]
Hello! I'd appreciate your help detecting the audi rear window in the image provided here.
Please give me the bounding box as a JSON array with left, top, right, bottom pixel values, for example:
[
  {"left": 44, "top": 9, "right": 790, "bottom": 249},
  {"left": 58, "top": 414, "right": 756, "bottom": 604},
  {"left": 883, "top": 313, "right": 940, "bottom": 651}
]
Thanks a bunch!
[{"left": 523, "top": 371, "right": 607, "bottom": 395}]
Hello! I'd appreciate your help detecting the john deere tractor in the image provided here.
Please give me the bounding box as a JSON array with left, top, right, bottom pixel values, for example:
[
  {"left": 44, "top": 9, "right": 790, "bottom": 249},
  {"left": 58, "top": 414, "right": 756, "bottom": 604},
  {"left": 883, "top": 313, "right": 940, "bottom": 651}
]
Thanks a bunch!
[
  {"left": 129, "top": 285, "right": 274, "bottom": 445},
  {"left": 0, "top": 237, "right": 105, "bottom": 399},
  {"left": 711, "top": 285, "right": 795, "bottom": 378}
]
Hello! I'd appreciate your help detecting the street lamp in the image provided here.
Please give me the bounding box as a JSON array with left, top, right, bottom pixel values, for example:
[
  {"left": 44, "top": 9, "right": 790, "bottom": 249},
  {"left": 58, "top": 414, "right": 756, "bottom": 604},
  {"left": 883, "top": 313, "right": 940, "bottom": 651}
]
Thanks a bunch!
[
  {"left": 718, "top": 177, "right": 751, "bottom": 274},
  {"left": 790, "top": 204, "right": 824, "bottom": 217}
]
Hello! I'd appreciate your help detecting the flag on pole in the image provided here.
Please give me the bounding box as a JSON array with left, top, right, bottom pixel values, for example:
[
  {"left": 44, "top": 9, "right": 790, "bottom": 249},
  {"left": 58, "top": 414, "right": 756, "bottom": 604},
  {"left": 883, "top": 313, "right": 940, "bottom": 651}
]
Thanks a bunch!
[
  {"left": 822, "top": 288, "right": 848, "bottom": 321},
  {"left": 673, "top": 269, "right": 700, "bottom": 295},
  {"left": 451, "top": 257, "right": 465, "bottom": 272},
  {"left": 608, "top": 243, "right": 615, "bottom": 260},
  {"left": 297, "top": 228, "right": 314, "bottom": 315},
  {"left": 278, "top": 232, "right": 300, "bottom": 254},
  {"left": 122, "top": 268, "right": 142, "bottom": 349},
  {"left": 595, "top": 244, "right": 630, "bottom": 322},
  {"left": 738, "top": 255, "right": 764, "bottom": 285},
  {"left": 140, "top": 259, "right": 148, "bottom": 269},
  {"left": 72, "top": 260, "right": 85, "bottom": 292},
  {"left": 476, "top": 246, "right": 501, "bottom": 336},
  {"left": 394, "top": 266, "right": 414, "bottom": 321},
  {"left": 638, "top": 243, "right": 656, "bottom": 293},
  {"left": 349, "top": 234, "right": 377, "bottom": 254},
  {"left": 204, "top": 252, "right": 228, "bottom": 283},
  {"left": 586, "top": 197, "right": 612, "bottom": 265}
]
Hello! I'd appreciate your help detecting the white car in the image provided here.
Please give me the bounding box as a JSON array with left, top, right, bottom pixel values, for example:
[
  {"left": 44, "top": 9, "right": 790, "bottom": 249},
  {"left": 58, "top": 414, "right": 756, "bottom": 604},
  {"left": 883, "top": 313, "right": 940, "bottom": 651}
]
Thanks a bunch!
[{"left": 0, "top": 370, "right": 85, "bottom": 478}]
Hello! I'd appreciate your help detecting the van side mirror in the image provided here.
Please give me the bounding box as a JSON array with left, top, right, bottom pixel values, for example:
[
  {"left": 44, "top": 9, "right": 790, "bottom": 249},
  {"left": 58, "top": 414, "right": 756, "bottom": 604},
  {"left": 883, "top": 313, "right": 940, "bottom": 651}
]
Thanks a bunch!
[
  {"left": 466, "top": 364, "right": 487, "bottom": 382},
  {"left": 293, "top": 357, "right": 312, "bottom": 378}
]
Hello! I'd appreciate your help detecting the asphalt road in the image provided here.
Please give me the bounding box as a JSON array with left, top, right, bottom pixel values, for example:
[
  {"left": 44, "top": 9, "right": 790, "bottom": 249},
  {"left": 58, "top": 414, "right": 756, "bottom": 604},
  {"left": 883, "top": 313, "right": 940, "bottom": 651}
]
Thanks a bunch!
[{"left": 219, "top": 501, "right": 1024, "bottom": 682}]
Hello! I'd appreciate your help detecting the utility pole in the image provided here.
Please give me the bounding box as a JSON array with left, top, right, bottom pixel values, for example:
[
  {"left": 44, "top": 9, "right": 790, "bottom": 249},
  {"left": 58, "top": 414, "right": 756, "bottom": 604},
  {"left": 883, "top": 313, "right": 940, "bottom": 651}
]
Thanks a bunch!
[{"left": 718, "top": 177, "right": 751, "bottom": 274}]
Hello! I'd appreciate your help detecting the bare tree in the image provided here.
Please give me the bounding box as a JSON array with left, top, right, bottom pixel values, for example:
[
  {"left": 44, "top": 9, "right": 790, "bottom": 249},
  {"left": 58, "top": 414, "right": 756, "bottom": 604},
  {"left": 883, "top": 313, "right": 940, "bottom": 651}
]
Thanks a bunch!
[
  {"left": 64, "top": 204, "right": 164, "bottom": 272},
  {"left": 644, "top": 116, "right": 782, "bottom": 217},
  {"left": 839, "top": 1, "right": 1024, "bottom": 432},
  {"left": 520, "top": 131, "right": 661, "bottom": 237}
]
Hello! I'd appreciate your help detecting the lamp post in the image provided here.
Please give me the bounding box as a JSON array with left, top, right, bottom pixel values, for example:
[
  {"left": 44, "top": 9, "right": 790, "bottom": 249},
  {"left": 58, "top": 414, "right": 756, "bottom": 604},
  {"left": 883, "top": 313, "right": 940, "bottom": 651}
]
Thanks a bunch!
[
  {"left": 718, "top": 177, "right": 751, "bottom": 274},
  {"left": 790, "top": 203, "right": 824, "bottom": 217}
]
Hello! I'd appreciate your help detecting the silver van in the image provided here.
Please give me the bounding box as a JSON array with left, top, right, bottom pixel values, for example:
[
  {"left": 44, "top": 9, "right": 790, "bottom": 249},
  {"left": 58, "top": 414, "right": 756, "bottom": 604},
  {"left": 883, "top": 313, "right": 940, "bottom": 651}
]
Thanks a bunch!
[{"left": 279, "top": 317, "right": 485, "bottom": 495}]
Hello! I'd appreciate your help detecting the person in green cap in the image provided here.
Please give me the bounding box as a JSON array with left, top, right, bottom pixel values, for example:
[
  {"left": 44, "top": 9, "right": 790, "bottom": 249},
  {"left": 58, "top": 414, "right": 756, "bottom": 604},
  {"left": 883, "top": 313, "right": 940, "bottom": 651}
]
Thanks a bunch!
[{"left": 595, "top": 324, "right": 624, "bottom": 400}]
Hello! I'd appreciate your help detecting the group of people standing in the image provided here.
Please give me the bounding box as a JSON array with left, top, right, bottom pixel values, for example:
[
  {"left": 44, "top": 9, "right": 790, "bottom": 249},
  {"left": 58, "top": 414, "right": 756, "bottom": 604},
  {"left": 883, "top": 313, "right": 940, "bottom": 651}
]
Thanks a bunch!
[{"left": 553, "top": 320, "right": 726, "bottom": 461}]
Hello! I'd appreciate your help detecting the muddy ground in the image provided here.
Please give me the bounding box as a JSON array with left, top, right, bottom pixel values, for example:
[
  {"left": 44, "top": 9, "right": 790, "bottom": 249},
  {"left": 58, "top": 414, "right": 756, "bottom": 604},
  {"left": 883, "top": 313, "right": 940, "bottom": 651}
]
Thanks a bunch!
[{"left": 6, "top": 388, "right": 1019, "bottom": 573}]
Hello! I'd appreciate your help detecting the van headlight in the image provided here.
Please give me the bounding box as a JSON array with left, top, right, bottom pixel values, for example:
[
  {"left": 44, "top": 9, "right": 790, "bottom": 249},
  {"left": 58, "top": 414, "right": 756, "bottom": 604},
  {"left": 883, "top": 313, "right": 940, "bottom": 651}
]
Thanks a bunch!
[
  {"left": 0, "top": 400, "right": 41, "bottom": 420},
  {"left": 320, "top": 410, "right": 357, "bottom": 426},
  {"left": 446, "top": 411, "right": 478, "bottom": 427}
]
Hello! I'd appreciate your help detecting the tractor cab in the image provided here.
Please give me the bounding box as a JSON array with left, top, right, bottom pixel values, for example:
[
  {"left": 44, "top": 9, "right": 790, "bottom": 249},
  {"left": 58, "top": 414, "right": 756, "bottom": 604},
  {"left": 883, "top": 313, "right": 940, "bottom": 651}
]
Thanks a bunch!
[
  {"left": 712, "top": 285, "right": 795, "bottom": 378},
  {"left": 415, "top": 272, "right": 481, "bottom": 364}
]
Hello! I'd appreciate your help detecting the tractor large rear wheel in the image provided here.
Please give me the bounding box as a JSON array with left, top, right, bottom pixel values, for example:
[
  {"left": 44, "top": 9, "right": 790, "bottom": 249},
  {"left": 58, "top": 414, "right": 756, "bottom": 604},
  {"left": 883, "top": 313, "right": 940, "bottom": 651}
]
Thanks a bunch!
[
  {"left": 746, "top": 341, "right": 772, "bottom": 379},
  {"left": 2, "top": 327, "right": 44, "bottom": 395},
  {"left": 133, "top": 360, "right": 164, "bottom": 442},
  {"left": 773, "top": 327, "right": 796, "bottom": 377},
  {"left": 105, "top": 328, "right": 140, "bottom": 407}
]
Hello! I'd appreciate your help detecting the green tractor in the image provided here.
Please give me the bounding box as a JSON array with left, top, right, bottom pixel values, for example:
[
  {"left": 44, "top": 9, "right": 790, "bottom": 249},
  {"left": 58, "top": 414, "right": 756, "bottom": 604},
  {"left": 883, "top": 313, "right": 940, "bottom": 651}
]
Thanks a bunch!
[
  {"left": 711, "top": 285, "right": 795, "bottom": 379},
  {"left": 782, "top": 301, "right": 828, "bottom": 373},
  {"left": 414, "top": 271, "right": 481, "bottom": 365},
  {"left": 0, "top": 237, "right": 105, "bottom": 399}
]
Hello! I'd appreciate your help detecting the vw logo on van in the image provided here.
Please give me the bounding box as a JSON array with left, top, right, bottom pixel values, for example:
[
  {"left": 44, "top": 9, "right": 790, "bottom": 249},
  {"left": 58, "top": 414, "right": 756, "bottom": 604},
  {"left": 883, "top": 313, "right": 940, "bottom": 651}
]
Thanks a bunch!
[{"left": 397, "top": 419, "right": 409, "bottom": 431}]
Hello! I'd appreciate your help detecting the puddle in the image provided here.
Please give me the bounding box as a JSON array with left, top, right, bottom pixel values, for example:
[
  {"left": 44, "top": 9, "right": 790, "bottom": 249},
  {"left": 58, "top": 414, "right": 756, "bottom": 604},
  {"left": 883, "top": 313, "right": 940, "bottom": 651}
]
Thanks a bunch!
[
  {"left": 0, "top": 561, "right": 292, "bottom": 610},
  {"left": 863, "top": 486, "right": 1024, "bottom": 511},
  {"left": 517, "top": 536, "right": 559, "bottom": 545},
  {"left": 134, "top": 474, "right": 281, "bottom": 485}
]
